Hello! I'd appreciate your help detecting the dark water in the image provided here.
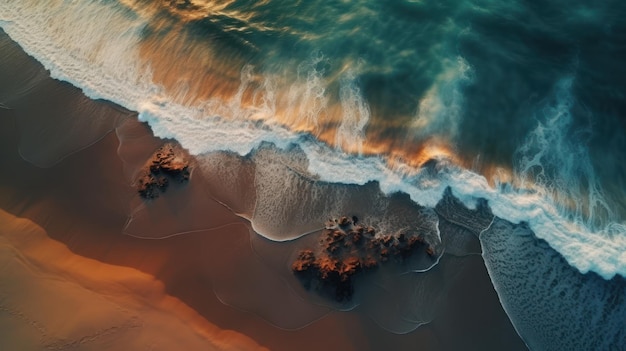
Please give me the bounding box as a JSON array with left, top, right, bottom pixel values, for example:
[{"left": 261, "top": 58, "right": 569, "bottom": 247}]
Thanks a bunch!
[
  {"left": 481, "top": 219, "right": 626, "bottom": 350},
  {"left": 2, "top": 1, "right": 626, "bottom": 349}
]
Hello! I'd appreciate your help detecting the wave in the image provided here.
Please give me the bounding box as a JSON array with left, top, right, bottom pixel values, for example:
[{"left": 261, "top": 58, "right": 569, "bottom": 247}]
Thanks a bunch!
[
  {"left": 1, "top": 0, "right": 625, "bottom": 280},
  {"left": 481, "top": 218, "right": 626, "bottom": 350}
]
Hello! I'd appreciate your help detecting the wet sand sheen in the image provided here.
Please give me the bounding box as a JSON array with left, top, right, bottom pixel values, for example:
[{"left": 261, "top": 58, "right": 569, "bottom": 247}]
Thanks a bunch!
[
  {"left": 0, "top": 209, "right": 266, "bottom": 351},
  {"left": 0, "top": 30, "right": 526, "bottom": 350}
]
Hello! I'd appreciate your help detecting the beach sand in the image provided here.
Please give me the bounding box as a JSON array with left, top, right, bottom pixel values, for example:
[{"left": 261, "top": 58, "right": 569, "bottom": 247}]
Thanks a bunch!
[{"left": 0, "top": 30, "right": 527, "bottom": 351}]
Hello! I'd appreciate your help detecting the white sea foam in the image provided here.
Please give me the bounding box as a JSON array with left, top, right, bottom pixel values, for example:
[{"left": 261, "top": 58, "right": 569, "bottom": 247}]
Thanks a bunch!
[
  {"left": 412, "top": 56, "right": 472, "bottom": 139},
  {"left": 335, "top": 65, "right": 370, "bottom": 154},
  {"left": 1, "top": 0, "right": 624, "bottom": 279},
  {"left": 284, "top": 51, "right": 329, "bottom": 131}
]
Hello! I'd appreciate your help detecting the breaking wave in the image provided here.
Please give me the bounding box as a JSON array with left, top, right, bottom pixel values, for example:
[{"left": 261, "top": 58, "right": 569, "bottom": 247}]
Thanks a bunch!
[{"left": 1, "top": 0, "right": 624, "bottom": 281}]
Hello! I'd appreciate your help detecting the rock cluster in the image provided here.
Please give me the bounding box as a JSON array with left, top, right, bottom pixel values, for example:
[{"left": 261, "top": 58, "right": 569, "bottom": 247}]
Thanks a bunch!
[
  {"left": 137, "top": 143, "right": 191, "bottom": 199},
  {"left": 292, "top": 216, "right": 435, "bottom": 302}
]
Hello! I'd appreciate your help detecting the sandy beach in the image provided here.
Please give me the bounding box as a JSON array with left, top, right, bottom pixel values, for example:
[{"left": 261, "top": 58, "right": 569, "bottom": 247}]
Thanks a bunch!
[{"left": 0, "top": 29, "right": 526, "bottom": 351}]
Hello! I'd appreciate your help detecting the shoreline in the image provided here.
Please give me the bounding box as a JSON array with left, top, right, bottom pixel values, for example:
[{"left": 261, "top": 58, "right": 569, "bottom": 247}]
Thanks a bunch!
[{"left": 0, "top": 29, "right": 527, "bottom": 350}]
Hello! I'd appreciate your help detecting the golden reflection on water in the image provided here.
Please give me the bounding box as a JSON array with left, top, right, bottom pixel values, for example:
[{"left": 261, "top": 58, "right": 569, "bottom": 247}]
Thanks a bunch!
[{"left": 126, "top": 0, "right": 512, "bottom": 182}]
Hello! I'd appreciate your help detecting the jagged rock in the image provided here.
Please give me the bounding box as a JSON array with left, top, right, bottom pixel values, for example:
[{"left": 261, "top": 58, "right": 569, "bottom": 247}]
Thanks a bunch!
[
  {"left": 292, "top": 215, "right": 432, "bottom": 302},
  {"left": 324, "top": 219, "right": 336, "bottom": 229},
  {"left": 348, "top": 230, "right": 363, "bottom": 245},
  {"left": 380, "top": 248, "right": 390, "bottom": 262},
  {"left": 136, "top": 143, "right": 191, "bottom": 199},
  {"left": 362, "top": 256, "right": 379, "bottom": 270},
  {"left": 381, "top": 235, "right": 394, "bottom": 247},
  {"left": 292, "top": 250, "right": 316, "bottom": 273},
  {"left": 367, "top": 237, "right": 382, "bottom": 250},
  {"left": 291, "top": 250, "right": 317, "bottom": 289},
  {"left": 426, "top": 246, "right": 436, "bottom": 257},
  {"left": 338, "top": 216, "right": 352, "bottom": 227},
  {"left": 317, "top": 257, "right": 339, "bottom": 280},
  {"left": 394, "top": 235, "right": 423, "bottom": 259}
]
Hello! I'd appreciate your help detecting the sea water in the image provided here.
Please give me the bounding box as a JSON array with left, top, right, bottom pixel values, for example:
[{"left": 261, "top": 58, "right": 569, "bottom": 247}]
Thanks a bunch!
[{"left": 1, "top": 0, "right": 625, "bottom": 347}]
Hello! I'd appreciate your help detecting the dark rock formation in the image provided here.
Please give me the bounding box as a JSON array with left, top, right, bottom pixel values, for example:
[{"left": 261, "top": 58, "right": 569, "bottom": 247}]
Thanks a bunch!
[
  {"left": 338, "top": 216, "right": 352, "bottom": 227},
  {"left": 136, "top": 143, "right": 191, "bottom": 199},
  {"left": 292, "top": 216, "right": 434, "bottom": 302}
]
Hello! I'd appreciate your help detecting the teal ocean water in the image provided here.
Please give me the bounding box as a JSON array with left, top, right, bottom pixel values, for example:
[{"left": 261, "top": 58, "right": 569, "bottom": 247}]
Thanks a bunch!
[{"left": 1, "top": 1, "right": 625, "bottom": 349}]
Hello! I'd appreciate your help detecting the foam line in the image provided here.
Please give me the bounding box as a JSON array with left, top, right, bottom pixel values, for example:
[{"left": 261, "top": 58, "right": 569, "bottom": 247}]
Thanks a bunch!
[{"left": 1, "top": 1, "right": 624, "bottom": 279}]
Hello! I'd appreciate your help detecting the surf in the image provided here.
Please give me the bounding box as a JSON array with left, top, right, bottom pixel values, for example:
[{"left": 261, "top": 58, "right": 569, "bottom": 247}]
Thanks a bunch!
[{"left": 1, "top": 0, "right": 624, "bottom": 281}]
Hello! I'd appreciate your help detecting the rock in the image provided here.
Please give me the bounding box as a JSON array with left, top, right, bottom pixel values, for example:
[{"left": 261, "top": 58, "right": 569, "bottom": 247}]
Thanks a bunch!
[
  {"left": 338, "top": 216, "right": 352, "bottom": 227},
  {"left": 381, "top": 235, "right": 394, "bottom": 247},
  {"left": 136, "top": 143, "right": 191, "bottom": 199},
  {"left": 317, "top": 257, "right": 339, "bottom": 280},
  {"left": 324, "top": 219, "right": 336, "bottom": 229},
  {"left": 426, "top": 246, "right": 436, "bottom": 257},
  {"left": 331, "top": 229, "right": 346, "bottom": 241},
  {"left": 321, "top": 229, "right": 347, "bottom": 254},
  {"left": 340, "top": 257, "right": 361, "bottom": 281},
  {"left": 394, "top": 235, "right": 424, "bottom": 259},
  {"left": 380, "top": 248, "right": 390, "bottom": 262},
  {"left": 362, "top": 256, "right": 379, "bottom": 270},
  {"left": 292, "top": 215, "right": 433, "bottom": 303},
  {"left": 397, "top": 232, "right": 407, "bottom": 242},
  {"left": 292, "top": 250, "right": 316, "bottom": 273},
  {"left": 368, "top": 237, "right": 382, "bottom": 250},
  {"left": 137, "top": 175, "right": 161, "bottom": 199},
  {"left": 348, "top": 230, "right": 363, "bottom": 245}
]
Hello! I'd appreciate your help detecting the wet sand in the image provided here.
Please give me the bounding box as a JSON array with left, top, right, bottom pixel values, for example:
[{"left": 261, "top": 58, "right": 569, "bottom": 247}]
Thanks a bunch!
[
  {"left": 0, "top": 209, "right": 267, "bottom": 351},
  {"left": 0, "top": 30, "right": 526, "bottom": 351}
]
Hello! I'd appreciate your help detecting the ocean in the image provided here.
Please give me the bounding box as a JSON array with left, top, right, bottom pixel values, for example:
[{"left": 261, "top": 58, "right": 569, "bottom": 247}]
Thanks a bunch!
[{"left": 1, "top": 0, "right": 625, "bottom": 349}]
